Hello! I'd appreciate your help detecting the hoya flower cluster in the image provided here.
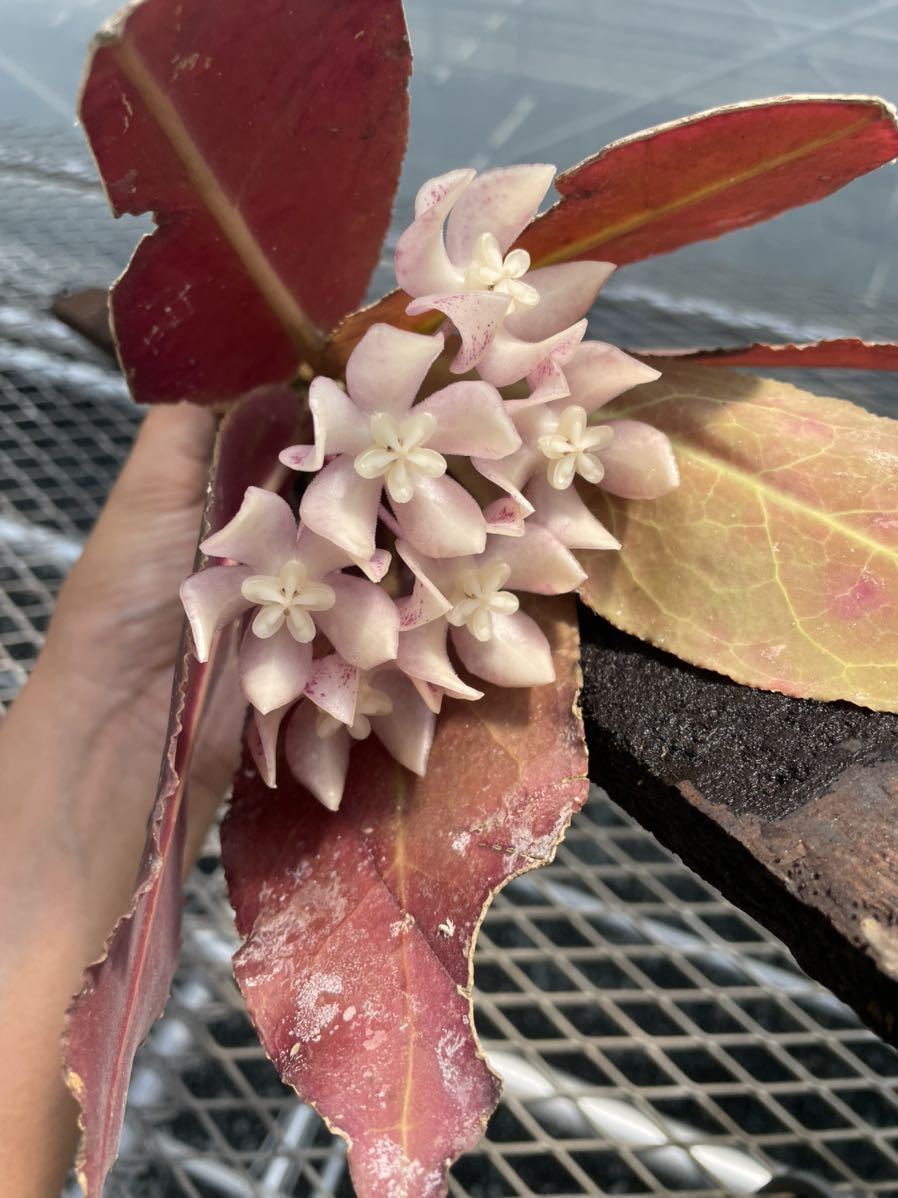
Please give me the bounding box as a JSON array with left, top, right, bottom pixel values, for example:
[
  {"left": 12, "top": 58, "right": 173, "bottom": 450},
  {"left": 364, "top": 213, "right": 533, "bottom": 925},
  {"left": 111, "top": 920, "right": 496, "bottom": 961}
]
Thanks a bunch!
[{"left": 181, "top": 165, "right": 678, "bottom": 810}]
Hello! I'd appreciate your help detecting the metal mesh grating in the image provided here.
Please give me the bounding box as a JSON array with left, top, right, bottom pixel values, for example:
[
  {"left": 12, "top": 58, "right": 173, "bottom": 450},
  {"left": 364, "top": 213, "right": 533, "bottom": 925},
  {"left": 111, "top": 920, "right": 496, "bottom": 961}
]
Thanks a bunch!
[{"left": 2, "top": 106, "right": 898, "bottom": 1195}]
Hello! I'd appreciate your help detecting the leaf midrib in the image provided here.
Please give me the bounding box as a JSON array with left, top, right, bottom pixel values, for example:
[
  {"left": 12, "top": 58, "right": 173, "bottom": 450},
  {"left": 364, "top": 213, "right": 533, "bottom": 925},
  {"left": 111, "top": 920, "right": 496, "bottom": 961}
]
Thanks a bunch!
[
  {"left": 533, "top": 111, "right": 875, "bottom": 266},
  {"left": 114, "top": 39, "right": 322, "bottom": 359}
]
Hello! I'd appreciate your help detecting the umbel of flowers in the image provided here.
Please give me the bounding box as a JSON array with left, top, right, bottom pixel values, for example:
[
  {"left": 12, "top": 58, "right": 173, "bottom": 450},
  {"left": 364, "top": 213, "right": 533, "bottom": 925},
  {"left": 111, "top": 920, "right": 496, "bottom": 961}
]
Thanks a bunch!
[{"left": 181, "top": 164, "right": 679, "bottom": 809}]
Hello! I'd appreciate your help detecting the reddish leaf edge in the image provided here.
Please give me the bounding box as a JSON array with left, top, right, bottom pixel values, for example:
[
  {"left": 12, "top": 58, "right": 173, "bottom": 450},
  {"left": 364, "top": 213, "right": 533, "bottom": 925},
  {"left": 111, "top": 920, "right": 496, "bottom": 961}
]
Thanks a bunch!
[
  {"left": 224, "top": 598, "right": 590, "bottom": 1195},
  {"left": 63, "top": 386, "right": 301, "bottom": 1195},
  {"left": 631, "top": 338, "right": 898, "bottom": 370},
  {"left": 63, "top": 625, "right": 227, "bottom": 1196}
]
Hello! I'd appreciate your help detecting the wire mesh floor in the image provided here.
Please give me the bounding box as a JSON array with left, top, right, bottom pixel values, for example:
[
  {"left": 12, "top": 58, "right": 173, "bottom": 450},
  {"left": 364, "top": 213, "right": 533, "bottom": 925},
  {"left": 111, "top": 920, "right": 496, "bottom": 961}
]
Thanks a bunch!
[{"left": 2, "top": 110, "right": 898, "bottom": 1195}]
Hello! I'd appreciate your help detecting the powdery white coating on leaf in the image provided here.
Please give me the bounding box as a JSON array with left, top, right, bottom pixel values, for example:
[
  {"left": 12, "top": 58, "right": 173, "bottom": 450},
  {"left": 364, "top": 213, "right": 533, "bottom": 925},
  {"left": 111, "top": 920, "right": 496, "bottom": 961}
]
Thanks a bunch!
[
  {"left": 290, "top": 971, "right": 344, "bottom": 1046},
  {"left": 222, "top": 596, "right": 588, "bottom": 1198}
]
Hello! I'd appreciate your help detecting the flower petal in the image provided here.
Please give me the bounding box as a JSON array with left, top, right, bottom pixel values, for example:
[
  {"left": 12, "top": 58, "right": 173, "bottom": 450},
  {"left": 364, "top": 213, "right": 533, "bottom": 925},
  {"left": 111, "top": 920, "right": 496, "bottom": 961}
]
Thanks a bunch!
[
  {"left": 451, "top": 611, "right": 555, "bottom": 687},
  {"left": 346, "top": 323, "right": 446, "bottom": 417},
  {"left": 284, "top": 701, "right": 350, "bottom": 812},
  {"left": 315, "top": 574, "right": 399, "bottom": 671},
  {"left": 406, "top": 291, "right": 511, "bottom": 374},
  {"left": 201, "top": 486, "right": 296, "bottom": 573},
  {"left": 477, "top": 319, "right": 587, "bottom": 389},
  {"left": 397, "top": 620, "right": 484, "bottom": 705},
  {"left": 525, "top": 473, "right": 621, "bottom": 551},
  {"left": 472, "top": 452, "right": 539, "bottom": 516},
  {"left": 445, "top": 163, "right": 555, "bottom": 263},
  {"left": 240, "top": 623, "right": 312, "bottom": 715},
  {"left": 394, "top": 168, "right": 474, "bottom": 296},
  {"left": 482, "top": 522, "right": 586, "bottom": 594},
  {"left": 392, "top": 473, "right": 487, "bottom": 557},
  {"left": 394, "top": 539, "right": 456, "bottom": 629},
  {"left": 180, "top": 564, "right": 253, "bottom": 662},
  {"left": 600, "top": 419, "right": 680, "bottom": 499},
  {"left": 247, "top": 704, "right": 291, "bottom": 789},
  {"left": 279, "top": 375, "right": 369, "bottom": 472},
  {"left": 563, "top": 342, "right": 662, "bottom": 414},
  {"left": 504, "top": 262, "right": 614, "bottom": 341},
  {"left": 418, "top": 380, "right": 520, "bottom": 459},
  {"left": 294, "top": 523, "right": 389, "bottom": 585},
  {"left": 370, "top": 669, "right": 436, "bottom": 776},
  {"left": 300, "top": 457, "right": 382, "bottom": 560},
  {"left": 483, "top": 495, "right": 526, "bottom": 538},
  {"left": 303, "top": 653, "right": 360, "bottom": 725}
]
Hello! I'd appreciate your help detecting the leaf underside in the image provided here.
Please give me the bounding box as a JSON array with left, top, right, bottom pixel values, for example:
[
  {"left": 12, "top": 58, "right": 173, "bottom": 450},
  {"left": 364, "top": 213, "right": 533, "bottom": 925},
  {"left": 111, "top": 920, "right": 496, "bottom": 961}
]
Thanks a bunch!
[
  {"left": 80, "top": 0, "right": 411, "bottom": 404},
  {"left": 64, "top": 386, "right": 300, "bottom": 1196},
  {"left": 222, "top": 597, "right": 588, "bottom": 1198},
  {"left": 580, "top": 364, "right": 898, "bottom": 712}
]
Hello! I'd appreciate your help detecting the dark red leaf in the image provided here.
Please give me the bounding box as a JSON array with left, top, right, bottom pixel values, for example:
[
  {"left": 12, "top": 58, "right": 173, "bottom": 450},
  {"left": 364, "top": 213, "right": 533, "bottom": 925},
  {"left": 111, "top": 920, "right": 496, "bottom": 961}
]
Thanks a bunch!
[
  {"left": 521, "top": 95, "right": 898, "bottom": 267},
  {"left": 64, "top": 386, "right": 299, "bottom": 1196},
  {"left": 326, "top": 96, "right": 898, "bottom": 373},
  {"left": 634, "top": 338, "right": 898, "bottom": 369},
  {"left": 222, "top": 597, "right": 588, "bottom": 1198},
  {"left": 81, "top": 0, "right": 410, "bottom": 405}
]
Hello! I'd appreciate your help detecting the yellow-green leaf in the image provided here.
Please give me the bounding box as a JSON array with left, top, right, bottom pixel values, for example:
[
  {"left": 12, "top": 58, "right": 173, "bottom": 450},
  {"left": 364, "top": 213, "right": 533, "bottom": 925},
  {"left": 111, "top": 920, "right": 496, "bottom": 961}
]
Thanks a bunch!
[{"left": 580, "top": 365, "right": 898, "bottom": 712}]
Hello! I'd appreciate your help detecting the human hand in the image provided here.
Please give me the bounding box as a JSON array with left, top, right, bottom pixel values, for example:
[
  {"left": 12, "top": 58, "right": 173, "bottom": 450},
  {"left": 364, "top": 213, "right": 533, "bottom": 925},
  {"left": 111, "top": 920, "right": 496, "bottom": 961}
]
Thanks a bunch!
[{"left": 0, "top": 403, "right": 246, "bottom": 1197}]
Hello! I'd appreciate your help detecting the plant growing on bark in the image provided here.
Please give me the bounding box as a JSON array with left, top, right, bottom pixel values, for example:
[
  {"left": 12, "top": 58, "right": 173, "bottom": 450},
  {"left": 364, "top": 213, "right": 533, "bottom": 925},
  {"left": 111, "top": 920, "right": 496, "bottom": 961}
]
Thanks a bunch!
[{"left": 63, "top": 1, "right": 898, "bottom": 1194}]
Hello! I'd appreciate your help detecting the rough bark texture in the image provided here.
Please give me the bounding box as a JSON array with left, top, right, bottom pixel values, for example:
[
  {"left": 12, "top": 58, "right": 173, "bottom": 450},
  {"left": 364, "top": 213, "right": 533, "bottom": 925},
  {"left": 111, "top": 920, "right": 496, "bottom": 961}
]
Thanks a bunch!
[{"left": 579, "top": 606, "right": 898, "bottom": 1044}]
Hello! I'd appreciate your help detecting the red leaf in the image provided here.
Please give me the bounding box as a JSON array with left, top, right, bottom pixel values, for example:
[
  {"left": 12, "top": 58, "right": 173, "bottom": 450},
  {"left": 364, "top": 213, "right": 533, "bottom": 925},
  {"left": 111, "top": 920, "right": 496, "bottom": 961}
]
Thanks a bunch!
[
  {"left": 521, "top": 95, "right": 898, "bottom": 267},
  {"left": 64, "top": 386, "right": 299, "bottom": 1196},
  {"left": 633, "top": 338, "right": 898, "bottom": 370},
  {"left": 222, "top": 598, "right": 588, "bottom": 1198},
  {"left": 81, "top": 0, "right": 410, "bottom": 405},
  {"left": 326, "top": 96, "right": 898, "bottom": 372}
]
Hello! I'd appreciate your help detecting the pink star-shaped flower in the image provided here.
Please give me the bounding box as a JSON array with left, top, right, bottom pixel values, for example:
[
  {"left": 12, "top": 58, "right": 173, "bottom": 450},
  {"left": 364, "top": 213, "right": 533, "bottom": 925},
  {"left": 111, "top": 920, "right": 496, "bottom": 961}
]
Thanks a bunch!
[
  {"left": 473, "top": 342, "right": 679, "bottom": 551},
  {"left": 394, "top": 165, "right": 613, "bottom": 386},
  {"left": 280, "top": 322, "right": 523, "bottom": 559},
  {"left": 180, "top": 487, "right": 399, "bottom": 714}
]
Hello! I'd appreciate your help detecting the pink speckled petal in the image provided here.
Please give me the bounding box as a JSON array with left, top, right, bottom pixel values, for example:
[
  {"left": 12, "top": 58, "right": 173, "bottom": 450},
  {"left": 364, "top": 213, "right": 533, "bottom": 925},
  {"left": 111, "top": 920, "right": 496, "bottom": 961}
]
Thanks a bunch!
[
  {"left": 406, "top": 290, "right": 511, "bottom": 374},
  {"left": 300, "top": 457, "right": 382, "bottom": 560},
  {"left": 451, "top": 611, "right": 555, "bottom": 688},
  {"left": 445, "top": 163, "right": 555, "bottom": 262},
  {"left": 504, "top": 262, "right": 614, "bottom": 341},
  {"left": 279, "top": 375, "right": 369, "bottom": 472},
  {"left": 303, "top": 653, "right": 360, "bottom": 726},
  {"left": 525, "top": 473, "right": 621, "bottom": 551},
  {"left": 482, "top": 523, "right": 586, "bottom": 594},
  {"left": 370, "top": 669, "right": 437, "bottom": 776},
  {"left": 284, "top": 701, "right": 350, "bottom": 812},
  {"left": 392, "top": 473, "right": 487, "bottom": 558},
  {"left": 600, "top": 420, "right": 680, "bottom": 499},
  {"left": 201, "top": 486, "right": 296, "bottom": 573},
  {"left": 394, "top": 168, "right": 474, "bottom": 296},
  {"left": 477, "top": 319, "right": 587, "bottom": 389},
  {"left": 563, "top": 342, "right": 662, "bottom": 414},
  {"left": 346, "top": 323, "right": 446, "bottom": 417},
  {"left": 397, "top": 620, "right": 484, "bottom": 706},
  {"left": 240, "top": 624, "right": 313, "bottom": 715},
  {"left": 394, "top": 539, "right": 456, "bottom": 630},
  {"left": 315, "top": 574, "right": 399, "bottom": 671},
  {"left": 247, "top": 704, "right": 291, "bottom": 789},
  {"left": 483, "top": 495, "right": 526, "bottom": 538},
  {"left": 418, "top": 380, "right": 520, "bottom": 459},
  {"left": 180, "top": 564, "right": 253, "bottom": 662}
]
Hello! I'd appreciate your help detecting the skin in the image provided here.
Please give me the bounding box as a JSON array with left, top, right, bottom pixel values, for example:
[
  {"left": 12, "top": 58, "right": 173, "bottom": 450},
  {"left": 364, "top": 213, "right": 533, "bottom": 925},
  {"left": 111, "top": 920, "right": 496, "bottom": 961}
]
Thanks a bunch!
[{"left": 0, "top": 404, "right": 246, "bottom": 1197}]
